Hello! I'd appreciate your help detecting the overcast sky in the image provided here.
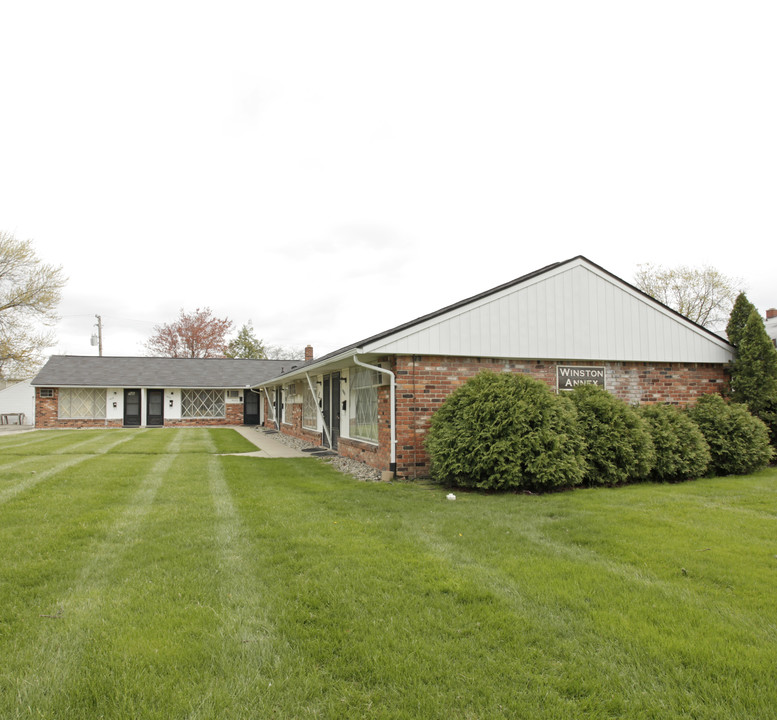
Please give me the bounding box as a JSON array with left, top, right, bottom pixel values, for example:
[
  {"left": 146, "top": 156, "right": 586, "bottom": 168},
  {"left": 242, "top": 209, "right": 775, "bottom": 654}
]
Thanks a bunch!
[{"left": 2, "top": 2, "right": 775, "bottom": 361}]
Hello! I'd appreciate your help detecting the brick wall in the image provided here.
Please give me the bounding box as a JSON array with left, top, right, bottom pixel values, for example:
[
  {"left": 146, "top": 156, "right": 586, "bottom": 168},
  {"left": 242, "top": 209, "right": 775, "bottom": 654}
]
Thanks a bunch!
[
  {"left": 391, "top": 355, "right": 729, "bottom": 478},
  {"left": 35, "top": 389, "right": 124, "bottom": 428},
  {"left": 278, "top": 403, "right": 324, "bottom": 445},
  {"left": 35, "top": 388, "right": 246, "bottom": 428},
  {"left": 258, "top": 354, "right": 729, "bottom": 479},
  {"left": 35, "top": 390, "right": 58, "bottom": 428}
]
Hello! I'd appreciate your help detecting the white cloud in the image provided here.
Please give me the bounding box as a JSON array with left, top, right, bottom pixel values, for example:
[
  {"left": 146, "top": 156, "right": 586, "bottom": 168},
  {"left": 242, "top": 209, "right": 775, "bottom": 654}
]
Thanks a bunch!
[{"left": 2, "top": 1, "right": 775, "bottom": 362}]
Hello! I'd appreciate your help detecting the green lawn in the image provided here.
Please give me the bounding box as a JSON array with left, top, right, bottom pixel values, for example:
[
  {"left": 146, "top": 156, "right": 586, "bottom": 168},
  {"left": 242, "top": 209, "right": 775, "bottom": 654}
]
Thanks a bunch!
[{"left": 1, "top": 428, "right": 776, "bottom": 719}]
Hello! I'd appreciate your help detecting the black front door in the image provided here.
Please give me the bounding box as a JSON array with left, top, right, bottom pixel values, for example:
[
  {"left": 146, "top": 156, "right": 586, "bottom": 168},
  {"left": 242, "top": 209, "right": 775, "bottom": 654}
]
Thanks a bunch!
[
  {"left": 124, "top": 389, "right": 141, "bottom": 427},
  {"left": 244, "top": 390, "right": 261, "bottom": 425},
  {"left": 322, "top": 373, "right": 341, "bottom": 449},
  {"left": 275, "top": 386, "right": 282, "bottom": 428},
  {"left": 147, "top": 389, "right": 164, "bottom": 426}
]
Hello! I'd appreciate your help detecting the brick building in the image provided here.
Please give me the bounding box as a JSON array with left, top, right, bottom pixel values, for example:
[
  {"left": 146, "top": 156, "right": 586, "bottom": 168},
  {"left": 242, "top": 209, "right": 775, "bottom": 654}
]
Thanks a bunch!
[
  {"left": 253, "top": 256, "right": 735, "bottom": 478},
  {"left": 31, "top": 356, "right": 291, "bottom": 429}
]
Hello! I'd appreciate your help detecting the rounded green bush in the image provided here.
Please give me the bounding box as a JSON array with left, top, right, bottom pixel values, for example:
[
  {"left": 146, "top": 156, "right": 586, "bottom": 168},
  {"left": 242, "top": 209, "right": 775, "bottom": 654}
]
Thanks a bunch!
[
  {"left": 425, "top": 371, "right": 586, "bottom": 491},
  {"left": 638, "top": 404, "right": 710, "bottom": 482},
  {"left": 569, "top": 384, "right": 655, "bottom": 486},
  {"left": 686, "top": 394, "right": 774, "bottom": 476}
]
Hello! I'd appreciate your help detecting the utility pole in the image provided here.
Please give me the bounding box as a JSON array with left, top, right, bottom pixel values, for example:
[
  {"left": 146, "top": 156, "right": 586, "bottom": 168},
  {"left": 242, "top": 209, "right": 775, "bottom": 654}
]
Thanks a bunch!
[{"left": 94, "top": 315, "right": 103, "bottom": 356}]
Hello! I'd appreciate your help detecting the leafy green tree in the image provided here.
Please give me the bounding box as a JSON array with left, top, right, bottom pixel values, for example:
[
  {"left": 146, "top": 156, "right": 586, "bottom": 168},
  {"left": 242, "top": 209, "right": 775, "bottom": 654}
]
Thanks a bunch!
[
  {"left": 729, "top": 309, "right": 777, "bottom": 444},
  {"left": 726, "top": 292, "right": 757, "bottom": 347},
  {"left": 225, "top": 322, "right": 266, "bottom": 359},
  {"left": 0, "top": 232, "right": 66, "bottom": 378},
  {"left": 634, "top": 263, "right": 740, "bottom": 328}
]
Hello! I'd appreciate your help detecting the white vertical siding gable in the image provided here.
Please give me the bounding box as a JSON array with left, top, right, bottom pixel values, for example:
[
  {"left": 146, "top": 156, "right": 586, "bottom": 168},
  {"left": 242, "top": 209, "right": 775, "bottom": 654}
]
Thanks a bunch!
[{"left": 364, "top": 258, "right": 734, "bottom": 363}]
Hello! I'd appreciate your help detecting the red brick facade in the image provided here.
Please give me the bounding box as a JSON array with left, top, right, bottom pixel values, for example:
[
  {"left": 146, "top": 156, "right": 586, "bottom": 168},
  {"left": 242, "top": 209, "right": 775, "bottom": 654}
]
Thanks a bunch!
[
  {"left": 390, "top": 355, "right": 728, "bottom": 478},
  {"left": 34, "top": 389, "right": 245, "bottom": 428},
  {"left": 35, "top": 390, "right": 125, "bottom": 429},
  {"left": 267, "top": 354, "right": 729, "bottom": 479}
]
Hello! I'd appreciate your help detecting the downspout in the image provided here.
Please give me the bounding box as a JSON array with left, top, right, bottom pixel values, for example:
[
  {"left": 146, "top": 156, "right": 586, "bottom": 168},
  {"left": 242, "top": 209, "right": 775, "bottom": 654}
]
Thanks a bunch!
[
  {"left": 353, "top": 355, "right": 396, "bottom": 477},
  {"left": 305, "top": 372, "right": 332, "bottom": 449},
  {"left": 262, "top": 386, "right": 279, "bottom": 429}
]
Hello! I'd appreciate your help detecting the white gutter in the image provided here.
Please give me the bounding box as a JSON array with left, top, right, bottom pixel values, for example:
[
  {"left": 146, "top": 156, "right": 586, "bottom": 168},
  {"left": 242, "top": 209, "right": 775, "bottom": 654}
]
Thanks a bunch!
[
  {"left": 262, "top": 386, "right": 279, "bottom": 429},
  {"left": 305, "top": 372, "right": 332, "bottom": 449},
  {"left": 352, "top": 354, "right": 396, "bottom": 476}
]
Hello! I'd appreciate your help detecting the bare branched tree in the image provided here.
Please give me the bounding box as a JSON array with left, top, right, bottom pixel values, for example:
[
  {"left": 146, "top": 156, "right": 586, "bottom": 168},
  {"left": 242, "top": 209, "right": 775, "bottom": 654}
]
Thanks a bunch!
[
  {"left": 0, "top": 232, "right": 66, "bottom": 378},
  {"left": 633, "top": 263, "right": 742, "bottom": 329}
]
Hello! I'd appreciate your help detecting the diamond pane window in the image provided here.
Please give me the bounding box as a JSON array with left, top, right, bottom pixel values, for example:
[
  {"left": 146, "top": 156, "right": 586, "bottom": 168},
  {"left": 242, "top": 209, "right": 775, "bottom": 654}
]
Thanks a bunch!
[
  {"left": 349, "top": 368, "right": 379, "bottom": 443},
  {"left": 181, "top": 389, "right": 226, "bottom": 418},
  {"left": 58, "top": 388, "right": 107, "bottom": 419},
  {"left": 302, "top": 383, "right": 318, "bottom": 430}
]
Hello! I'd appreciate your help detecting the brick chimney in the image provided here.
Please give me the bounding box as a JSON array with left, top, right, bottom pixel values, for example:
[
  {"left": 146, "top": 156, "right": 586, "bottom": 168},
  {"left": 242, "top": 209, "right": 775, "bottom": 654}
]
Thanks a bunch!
[
  {"left": 304, "top": 345, "right": 314, "bottom": 362},
  {"left": 767, "top": 309, "right": 777, "bottom": 320}
]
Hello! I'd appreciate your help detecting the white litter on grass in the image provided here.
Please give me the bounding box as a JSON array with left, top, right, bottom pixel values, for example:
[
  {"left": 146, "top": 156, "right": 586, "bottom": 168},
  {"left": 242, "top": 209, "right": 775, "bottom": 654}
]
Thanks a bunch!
[{"left": 446, "top": 493, "right": 456, "bottom": 501}]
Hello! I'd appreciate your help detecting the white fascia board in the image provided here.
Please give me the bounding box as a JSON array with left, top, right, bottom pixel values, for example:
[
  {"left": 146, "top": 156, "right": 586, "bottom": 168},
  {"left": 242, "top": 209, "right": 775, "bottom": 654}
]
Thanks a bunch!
[{"left": 251, "top": 350, "right": 360, "bottom": 388}]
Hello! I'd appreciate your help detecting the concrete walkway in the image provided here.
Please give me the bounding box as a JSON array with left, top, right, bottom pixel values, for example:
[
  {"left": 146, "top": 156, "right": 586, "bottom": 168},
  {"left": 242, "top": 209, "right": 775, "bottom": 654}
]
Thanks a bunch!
[
  {"left": 226, "top": 425, "right": 309, "bottom": 458},
  {"left": 0, "top": 425, "right": 36, "bottom": 435}
]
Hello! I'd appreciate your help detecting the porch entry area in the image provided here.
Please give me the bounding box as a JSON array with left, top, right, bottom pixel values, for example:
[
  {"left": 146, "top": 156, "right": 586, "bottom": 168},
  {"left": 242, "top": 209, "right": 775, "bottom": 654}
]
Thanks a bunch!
[
  {"left": 244, "top": 390, "right": 262, "bottom": 425},
  {"left": 124, "top": 389, "right": 141, "bottom": 427},
  {"left": 322, "top": 372, "right": 341, "bottom": 449},
  {"left": 123, "top": 388, "right": 165, "bottom": 427},
  {"left": 146, "top": 389, "right": 164, "bottom": 426}
]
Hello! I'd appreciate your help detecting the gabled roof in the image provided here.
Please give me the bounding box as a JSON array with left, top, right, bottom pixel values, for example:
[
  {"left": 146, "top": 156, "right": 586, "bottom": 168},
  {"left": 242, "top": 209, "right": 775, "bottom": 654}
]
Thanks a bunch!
[
  {"left": 256, "top": 255, "right": 735, "bottom": 386},
  {"left": 32, "top": 356, "right": 296, "bottom": 388}
]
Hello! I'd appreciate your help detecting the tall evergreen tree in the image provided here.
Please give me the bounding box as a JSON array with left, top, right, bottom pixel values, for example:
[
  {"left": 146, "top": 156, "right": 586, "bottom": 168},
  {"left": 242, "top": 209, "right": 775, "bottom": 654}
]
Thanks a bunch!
[
  {"left": 225, "top": 322, "right": 266, "bottom": 359},
  {"left": 730, "top": 308, "right": 777, "bottom": 444},
  {"left": 726, "top": 292, "right": 757, "bottom": 347}
]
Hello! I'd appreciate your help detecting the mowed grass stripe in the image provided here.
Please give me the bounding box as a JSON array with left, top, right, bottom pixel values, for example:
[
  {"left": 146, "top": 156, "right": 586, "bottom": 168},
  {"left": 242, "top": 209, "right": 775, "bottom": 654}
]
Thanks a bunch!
[
  {"left": 0, "top": 432, "right": 142, "bottom": 506},
  {"left": 198, "top": 453, "right": 287, "bottom": 713},
  {"left": 2, "top": 429, "right": 776, "bottom": 719},
  {"left": 8, "top": 431, "right": 184, "bottom": 716},
  {"left": 0, "top": 430, "right": 84, "bottom": 453},
  {"left": 399, "top": 485, "right": 777, "bottom": 717}
]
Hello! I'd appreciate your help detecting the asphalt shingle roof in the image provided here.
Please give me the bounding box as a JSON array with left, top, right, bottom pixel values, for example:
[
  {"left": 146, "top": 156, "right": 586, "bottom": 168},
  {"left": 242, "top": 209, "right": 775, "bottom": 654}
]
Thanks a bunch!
[{"left": 31, "top": 356, "right": 298, "bottom": 388}]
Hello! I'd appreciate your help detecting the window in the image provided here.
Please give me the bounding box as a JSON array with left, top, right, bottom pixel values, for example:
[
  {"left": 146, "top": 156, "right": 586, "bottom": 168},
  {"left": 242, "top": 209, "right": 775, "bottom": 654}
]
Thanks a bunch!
[
  {"left": 349, "top": 367, "right": 380, "bottom": 443},
  {"left": 282, "top": 386, "right": 294, "bottom": 425},
  {"left": 40, "top": 388, "right": 54, "bottom": 398},
  {"left": 302, "top": 383, "right": 318, "bottom": 430},
  {"left": 181, "top": 389, "right": 225, "bottom": 418},
  {"left": 59, "top": 388, "right": 106, "bottom": 419}
]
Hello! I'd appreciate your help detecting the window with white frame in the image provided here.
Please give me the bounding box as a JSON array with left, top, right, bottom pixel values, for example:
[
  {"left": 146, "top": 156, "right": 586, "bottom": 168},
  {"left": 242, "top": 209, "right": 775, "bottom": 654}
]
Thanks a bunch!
[
  {"left": 58, "top": 388, "right": 107, "bottom": 419},
  {"left": 302, "top": 382, "right": 318, "bottom": 430},
  {"left": 181, "top": 389, "right": 225, "bottom": 418},
  {"left": 349, "top": 367, "right": 380, "bottom": 443},
  {"left": 282, "top": 384, "right": 297, "bottom": 424}
]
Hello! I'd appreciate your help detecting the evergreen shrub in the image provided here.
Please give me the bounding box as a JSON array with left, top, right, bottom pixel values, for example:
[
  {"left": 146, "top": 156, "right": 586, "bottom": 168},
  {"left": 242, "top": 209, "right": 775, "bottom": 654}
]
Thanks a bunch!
[
  {"left": 569, "top": 384, "right": 655, "bottom": 486},
  {"left": 687, "top": 394, "right": 774, "bottom": 476},
  {"left": 639, "top": 404, "right": 710, "bottom": 482},
  {"left": 729, "top": 309, "right": 777, "bottom": 446},
  {"left": 425, "top": 371, "right": 586, "bottom": 491}
]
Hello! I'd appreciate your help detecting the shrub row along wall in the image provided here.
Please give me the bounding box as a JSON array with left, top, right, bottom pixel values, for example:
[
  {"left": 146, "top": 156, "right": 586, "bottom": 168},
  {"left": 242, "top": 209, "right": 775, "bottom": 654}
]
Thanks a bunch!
[
  {"left": 270, "top": 354, "right": 728, "bottom": 478},
  {"left": 392, "top": 356, "right": 727, "bottom": 478}
]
